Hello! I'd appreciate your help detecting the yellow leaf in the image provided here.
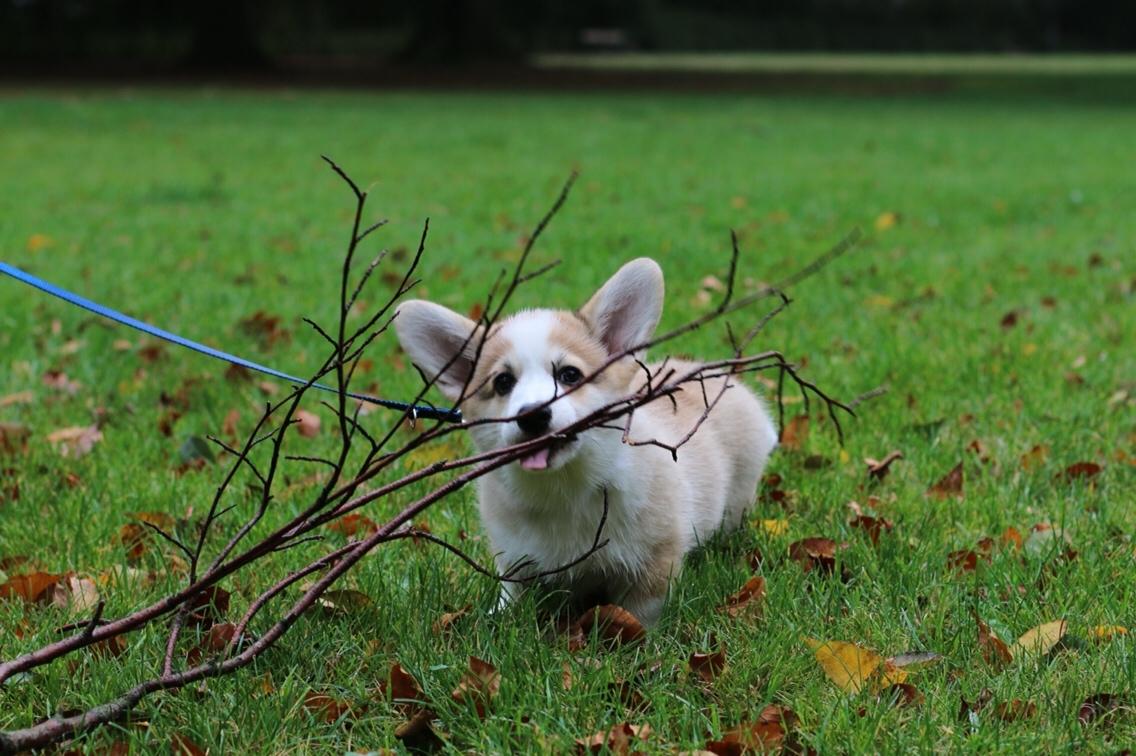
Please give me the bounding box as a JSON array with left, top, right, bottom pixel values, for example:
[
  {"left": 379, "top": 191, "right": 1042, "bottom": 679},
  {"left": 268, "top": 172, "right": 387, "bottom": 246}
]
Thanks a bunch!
[
  {"left": 26, "top": 233, "right": 53, "bottom": 252},
  {"left": 761, "top": 519, "right": 789, "bottom": 536},
  {"left": 864, "top": 294, "right": 895, "bottom": 310},
  {"left": 839, "top": 449, "right": 851, "bottom": 464},
  {"left": 804, "top": 638, "right": 881, "bottom": 693},
  {"left": 874, "top": 212, "right": 898, "bottom": 231},
  {"left": 1092, "top": 625, "right": 1127, "bottom": 642},
  {"left": 872, "top": 661, "right": 909, "bottom": 692},
  {"left": 1011, "top": 619, "right": 1067, "bottom": 659}
]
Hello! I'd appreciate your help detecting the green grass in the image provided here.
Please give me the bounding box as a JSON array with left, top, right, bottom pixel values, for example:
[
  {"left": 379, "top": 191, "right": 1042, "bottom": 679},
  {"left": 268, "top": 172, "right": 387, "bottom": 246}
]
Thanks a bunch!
[{"left": 0, "top": 75, "right": 1134, "bottom": 753}]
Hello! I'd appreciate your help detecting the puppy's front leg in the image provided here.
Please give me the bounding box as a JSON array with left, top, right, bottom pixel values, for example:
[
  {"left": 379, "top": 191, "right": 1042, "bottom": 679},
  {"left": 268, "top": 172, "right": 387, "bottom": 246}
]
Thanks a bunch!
[{"left": 619, "top": 554, "right": 681, "bottom": 628}]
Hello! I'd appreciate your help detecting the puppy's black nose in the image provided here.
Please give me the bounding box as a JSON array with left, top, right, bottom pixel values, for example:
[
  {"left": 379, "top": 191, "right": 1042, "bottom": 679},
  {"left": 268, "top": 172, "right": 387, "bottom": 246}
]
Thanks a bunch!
[{"left": 515, "top": 403, "right": 552, "bottom": 437}]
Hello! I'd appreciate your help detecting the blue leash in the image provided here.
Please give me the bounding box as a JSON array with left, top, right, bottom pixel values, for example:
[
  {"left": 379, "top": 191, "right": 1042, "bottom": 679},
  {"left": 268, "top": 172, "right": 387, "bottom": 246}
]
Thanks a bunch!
[{"left": 0, "top": 262, "right": 461, "bottom": 423}]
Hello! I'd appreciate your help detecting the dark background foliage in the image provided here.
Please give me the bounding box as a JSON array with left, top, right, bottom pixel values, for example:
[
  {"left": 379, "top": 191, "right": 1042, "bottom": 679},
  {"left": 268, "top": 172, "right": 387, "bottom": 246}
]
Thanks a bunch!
[{"left": 2, "top": 0, "right": 1133, "bottom": 73}]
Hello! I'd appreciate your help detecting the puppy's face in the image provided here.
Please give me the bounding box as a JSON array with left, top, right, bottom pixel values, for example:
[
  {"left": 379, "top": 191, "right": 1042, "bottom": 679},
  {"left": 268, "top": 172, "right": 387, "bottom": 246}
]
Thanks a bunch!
[
  {"left": 394, "top": 258, "right": 664, "bottom": 474},
  {"left": 461, "top": 311, "right": 613, "bottom": 471}
]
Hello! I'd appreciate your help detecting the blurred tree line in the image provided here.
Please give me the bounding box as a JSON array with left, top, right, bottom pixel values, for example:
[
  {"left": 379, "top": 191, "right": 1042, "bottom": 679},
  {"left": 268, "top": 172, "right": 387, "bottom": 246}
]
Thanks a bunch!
[{"left": 2, "top": 0, "right": 1131, "bottom": 70}]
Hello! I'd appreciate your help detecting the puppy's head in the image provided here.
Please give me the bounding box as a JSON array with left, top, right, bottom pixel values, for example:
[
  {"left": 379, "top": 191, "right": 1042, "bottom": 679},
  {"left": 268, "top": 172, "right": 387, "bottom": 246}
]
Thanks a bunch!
[{"left": 394, "top": 258, "right": 664, "bottom": 472}]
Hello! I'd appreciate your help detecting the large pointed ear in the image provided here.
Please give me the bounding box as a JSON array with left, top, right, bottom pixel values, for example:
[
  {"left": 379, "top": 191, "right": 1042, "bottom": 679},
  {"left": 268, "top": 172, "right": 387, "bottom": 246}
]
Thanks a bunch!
[
  {"left": 579, "top": 258, "right": 664, "bottom": 357},
  {"left": 394, "top": 300, "right": 482, "bottom": 401}
]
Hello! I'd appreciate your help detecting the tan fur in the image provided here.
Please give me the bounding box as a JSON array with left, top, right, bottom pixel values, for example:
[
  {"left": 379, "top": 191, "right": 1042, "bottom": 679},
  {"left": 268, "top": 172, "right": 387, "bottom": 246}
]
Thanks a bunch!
[{"left": 394, "top": 259, "right": 778, "bottom": 626}]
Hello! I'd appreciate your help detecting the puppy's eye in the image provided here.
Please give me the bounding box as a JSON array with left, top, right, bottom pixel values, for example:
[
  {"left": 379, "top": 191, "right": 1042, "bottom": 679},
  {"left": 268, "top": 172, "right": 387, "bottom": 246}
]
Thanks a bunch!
[
  {"left": 493, "top": 372, "right": 516, "bottom": 396},
  {"left": 556, "top": 365, "right": 584, "bottom": 386}
]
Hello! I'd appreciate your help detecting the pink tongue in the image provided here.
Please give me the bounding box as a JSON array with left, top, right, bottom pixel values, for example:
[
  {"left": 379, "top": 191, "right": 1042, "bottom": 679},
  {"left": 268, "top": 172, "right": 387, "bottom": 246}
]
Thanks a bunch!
[{"left": 520, "top": 447, "right": 551, "bottom": 471}]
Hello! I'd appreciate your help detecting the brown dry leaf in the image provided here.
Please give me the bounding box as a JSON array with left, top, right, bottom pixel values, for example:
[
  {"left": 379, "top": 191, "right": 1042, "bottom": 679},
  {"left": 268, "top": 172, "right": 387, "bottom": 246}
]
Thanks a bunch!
[
  {"left": 50, "top": 575, "right": 100, "bottom": 614},
  {"left": 327, "top": 513, "right": 378, "bottom": 538},
  {"left": 467, "top": 302, "right": 485, "bottom": 321},
  {"left": 239, "top": 311, "right": 290, "bottom": 349},
  {"left": 130, "top": 511, "right": 177, "bottom": 530},
  {"left": 719, "top": 575, "right": 766, "bottom": 620},
  {"left": 186, "top": 622, "right": 239, "bottom": 666},
  {"left": 1059, "top": 461, "right": 1102, "bottom": 481},
  {"left": 1010, "top": 619, "right": 1066, "bottom": 659},
  {"left": 1092, "top": 625, "right": 1127, "bottom": 642},
  {"left": 788, "top": 537, "right": 845, "bottom": 576},
  {"left": 1020, "top": 444, "right": 1049, "bottom": 471},
  {"left": 46, "top": 425, "right": 103, "bottom": 458},
  {"left": 1078, "top": 694, "right": 1124, "bottom": 726},
  {"left": 0, "top": 391, "right": 34, "bottom": 408},
  {"left": 0, "top": 422, "right": 31, "bottom": 454},
  {"left": 451, "top": 656, "right": 500, "bottom": 719},
  {"left": 294, "top": 410, "right": 321, "bottom": 438},
  {"left": 993, "top": 699, "right": 1037, "bottom": 721},
  {"left": 972, "top": 611, "right": 1012, "bottom": 668},
  {"left": 90, "top": 634, "right": 128, "bottom": 658},
  {"left": 927, "top": 462, "right": 964, "bottom": 500},
  {"left": 849, "top": 515, "right": 893, "bottom": 546},
  {"left": 432, "top": 605, "right": 472, "bottom": 635},
  {"left": 42, "top": 370, "right": 82, "bottom": 395},
  {"left": 689, "top": 638, "right": 727, "bottom": 684},
  {"left": 865, "top": 451, "right": 903, "bottom": 480},
  {"left": 780, "top": 415, "right": 809, "bottom": 451},
  {"left": 705, "top": 705, "right": 797, "bottom": 754},
  {"left": 380, "top": 663, "right": 425, "bottom": 705},
  {"left": 804, "top": 638, "right": 882, "bottom": 694},
  {"left": 573, "top": 605, "right": 647, "bottom": 648},
  {"left": 302, "top": 691, "right": 357, "bottom": 723},
  {"left": 221, "top": 409, "right": 240, "bottom": 438},
  {"left": 186, "top": 586, "right": 231, "bottom": 627},
  {"left": 0, "top": 572, "right": 65, "bottom": 603},
  {"left": 317, "top": 589, "right": 371, "bottom": 616},
  {"left": 576, "top": 723, "right": 651, "bottom": 754},
  {"left": 170, "top": 733, "right": 207, "bottom": 756},
  {"left": 880, "top": 682, "right": 925, "bottom": 708},
  {"left": 1001, "top": 526, "right": 1024, "bottom": 550},
  {"left": 947, "top": 549, "right": 988, "bottom": 573}
]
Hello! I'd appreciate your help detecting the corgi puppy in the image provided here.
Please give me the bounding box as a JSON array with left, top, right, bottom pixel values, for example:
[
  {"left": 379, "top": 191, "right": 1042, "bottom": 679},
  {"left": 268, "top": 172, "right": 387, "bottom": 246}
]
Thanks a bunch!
[{"left": 394, "top": 258, "right": 778, "bottom": 625}]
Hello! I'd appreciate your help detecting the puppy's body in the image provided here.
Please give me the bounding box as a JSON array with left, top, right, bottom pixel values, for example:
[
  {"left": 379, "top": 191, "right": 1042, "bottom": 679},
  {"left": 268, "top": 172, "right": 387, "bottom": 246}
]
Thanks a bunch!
[{"left": 396, "top": 259, "right": 777, "bottom": 625}]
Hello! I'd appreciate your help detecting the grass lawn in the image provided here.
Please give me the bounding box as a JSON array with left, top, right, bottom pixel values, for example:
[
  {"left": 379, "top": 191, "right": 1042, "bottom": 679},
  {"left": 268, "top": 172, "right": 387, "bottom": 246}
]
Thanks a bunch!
[{"left": 1, "top": 73, "right": 1134, "bottom": 753}]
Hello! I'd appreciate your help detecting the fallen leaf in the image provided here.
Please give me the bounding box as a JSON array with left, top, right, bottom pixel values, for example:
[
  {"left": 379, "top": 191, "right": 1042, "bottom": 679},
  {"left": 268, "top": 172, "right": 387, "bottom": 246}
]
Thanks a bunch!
[
  {"left": 804, "top": 638, "right": 882, "bottom": 694},
  {"left": 0, "top": 422, "right": 31, "bottom": 454},
  {"left": 886, "top": 651, "right": 942, "bottom": 670},
  {"left": 317, "top": 589, "right": 371, "bottom": 616},
  {"left": 26, "top": 233, "right": 53, "bottom": 251},
  {"left": 993, "top": 699, "right": 1037, "bottom": 721},
  {"left": 1078, "top": 694, "right": 1124, "bottom": 726},
  {"left": 689, "top": 638, "right": 727, "bottom": 683},
  {"left": 50, "top": 575, "right": 100, "bottom": 614},
  {"left": 294, "top": 410, "right": 321, "bottom": 437},
  {"left": 0, "top": 572, "right": 65, "bottom": 603},
  {"left": 576, "top": 723, "right": 651, "bottom": 754},
  {"left": 1001, "top": 527, "right": 1024, "bottom": 550},
  {"left": 42, "top": 370, "right": 81, "bottom": 395},
  {"left": 170, "top": 733, "right": 207, "bottom": 756},
  {"left": 432, "top": 605, "right": 472, "bottom": 635},
  {"left": 1020, "top": 444, "right": 1049, "bottom": 471},
  {"left": 1092, "top": 625, "right": 1127, "bottom": 642},
  {"left": 779, "top": 415, "right": 809, "bottom": 451},
  {"left": 0, "top": 391, "right": 34, "bottom": 408},
  {"left": 186, "top": 586, "right": 231, "bottom": 627},
  {"left": 718, "top": 576, "right": 765, "bottom": 620},
  {"left": 46, "top": 425, "right": 103, "bottom": 458},
  {"left": 706, "top": 705, "right": 797, "bottom": 754},
  {"left": 947, "top": 549, "right": 987, "bottom": 573},
  {"left": 880, "top": 683, "right": 924, "bottom": 708},
  {"left": 865, "top": 451, "right": 903, "bottom": 480},
  {"left": 927, "top": 462, "right": 964, "bottom": 500},
  {"left": 303, "top": 691, "right": 357, "bottom": 723},
  {"left": 572, "top": 605, "right": 646, "bottom": 648},
  {"left": 972, "top": 611, "right": 1012, "bottom": 668},
  {"left": 221, "top": 409, "right": 240, "bottom": 438},
  {"left": 327, "top": 513, "right": 378, "bottom": 538},
  {"left": 1011, "top": 619, "right": 1066, "bottom": 659},
  {"left": 451, "top": 656, "right": 500, "bottom": 719},
  {"left": 1000, "top": 310, "right": 1019, "bottom": 329},
  {"left": 759, "top": 519, "right": 789, "bottom": 536},
  {"left": 788, "top": 537, "right": 845, "bottom": 576},
  {"left": 186, "top": 622, "right": 239, "bottom": 666},
  {"left": 1059, "top": 461, "right": 1101, "bottom": 481},
  {"left": 239, "top": 311, "right": 290, "bottom": 349},
  {"left": 849, "top": 515, "right": 893, "bottom": 546},
  {"left": 875, "top": 211, "right": 898, "bottom": 231}
]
